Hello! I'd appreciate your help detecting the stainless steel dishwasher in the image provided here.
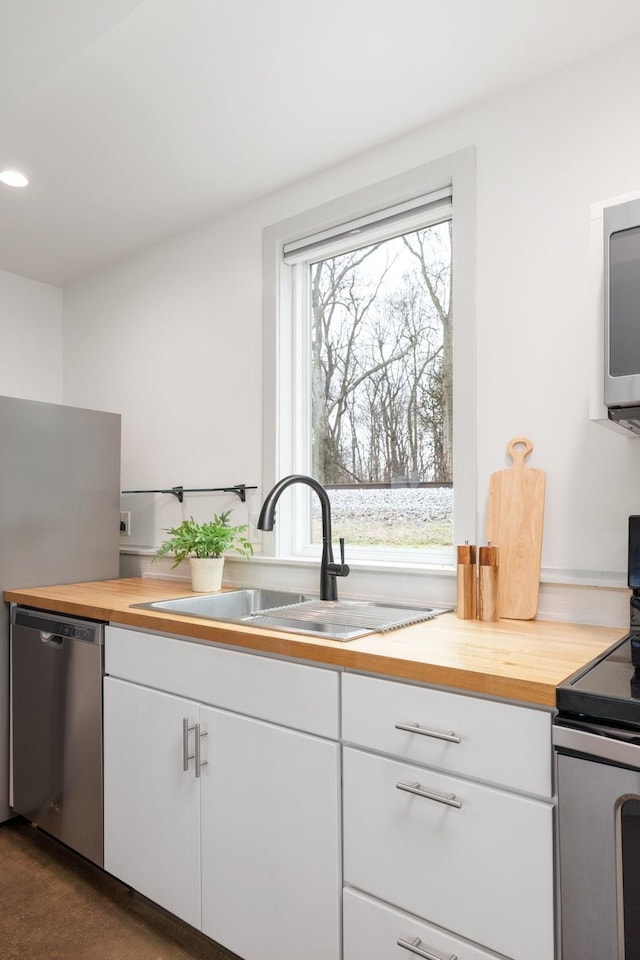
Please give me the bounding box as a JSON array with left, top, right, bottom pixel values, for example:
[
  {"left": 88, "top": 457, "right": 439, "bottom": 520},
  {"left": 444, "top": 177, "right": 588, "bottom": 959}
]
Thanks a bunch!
[{"left": 10, "top": 606, "right": 105, "bottom": 866}]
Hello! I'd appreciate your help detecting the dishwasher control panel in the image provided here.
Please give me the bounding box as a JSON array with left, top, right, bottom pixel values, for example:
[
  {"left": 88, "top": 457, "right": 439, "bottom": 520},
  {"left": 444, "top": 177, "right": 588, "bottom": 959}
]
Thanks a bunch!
[{"left": 11, "top": 606, "right": 103, "bottom": 644}]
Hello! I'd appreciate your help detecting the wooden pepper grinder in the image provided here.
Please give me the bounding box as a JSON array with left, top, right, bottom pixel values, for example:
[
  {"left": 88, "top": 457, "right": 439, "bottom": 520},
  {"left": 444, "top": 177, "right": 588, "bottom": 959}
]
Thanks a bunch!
[
  {"left": 456, "top": 542, "right": 477, "bottom": 619},
  {"left": 478, "top": 543, "right": 499, "bottom": 621}
]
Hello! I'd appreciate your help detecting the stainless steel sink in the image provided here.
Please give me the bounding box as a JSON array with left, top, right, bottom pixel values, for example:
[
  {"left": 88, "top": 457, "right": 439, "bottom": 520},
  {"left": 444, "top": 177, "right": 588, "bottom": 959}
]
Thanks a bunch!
[
  {"left": 133, "top": 589, "right": 449, "bottom": 642},
  {"left": 135, "top": 588, "right": 307, "bottom": 621}
]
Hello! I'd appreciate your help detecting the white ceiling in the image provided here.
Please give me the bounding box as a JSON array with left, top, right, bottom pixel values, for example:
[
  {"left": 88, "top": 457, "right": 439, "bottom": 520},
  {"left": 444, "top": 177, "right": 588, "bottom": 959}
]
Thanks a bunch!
[{"left": 3, "top": 0, "right": 640, "bottom": 287}]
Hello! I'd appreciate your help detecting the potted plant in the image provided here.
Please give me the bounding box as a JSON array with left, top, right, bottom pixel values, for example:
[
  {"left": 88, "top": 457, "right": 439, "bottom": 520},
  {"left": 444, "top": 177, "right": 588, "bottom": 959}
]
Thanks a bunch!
[{"left": 154, "top": 510, "right": 253, "bottom": 592}]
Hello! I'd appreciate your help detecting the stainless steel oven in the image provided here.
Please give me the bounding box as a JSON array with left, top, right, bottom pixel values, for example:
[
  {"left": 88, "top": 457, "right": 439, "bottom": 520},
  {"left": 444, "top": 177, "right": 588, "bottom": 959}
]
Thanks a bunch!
[
  {"left": 555, "top": 702, "right": 640, "bottom": 959},
  {"left": 555, "top": 516, "right": 640, "bottom": 958}
]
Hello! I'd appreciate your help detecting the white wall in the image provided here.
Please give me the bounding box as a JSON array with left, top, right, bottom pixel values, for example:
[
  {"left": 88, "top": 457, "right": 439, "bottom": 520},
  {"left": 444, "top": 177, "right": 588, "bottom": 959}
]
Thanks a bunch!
[
  {"left": 63, "top": 34, "right": 640, "bottom": 625},
  {"left": 0, "top": 269, "right": 62, "bottom": 401}
]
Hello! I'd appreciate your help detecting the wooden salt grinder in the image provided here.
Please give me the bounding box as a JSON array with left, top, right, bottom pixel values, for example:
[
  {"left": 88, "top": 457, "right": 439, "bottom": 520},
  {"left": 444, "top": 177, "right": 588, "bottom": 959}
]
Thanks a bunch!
[
  {"left": 478, "top": 544, "right": 499, "bottom": 622},
  {"left": 456, "top": 542, "right": 477, "bottom": 619}
]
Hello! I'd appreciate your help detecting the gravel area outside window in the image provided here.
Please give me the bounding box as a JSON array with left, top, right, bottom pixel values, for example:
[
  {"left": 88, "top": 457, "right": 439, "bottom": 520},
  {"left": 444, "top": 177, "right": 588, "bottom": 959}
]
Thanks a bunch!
[{"left": 311, "top": 486, "right": 453, "bottom": 548}]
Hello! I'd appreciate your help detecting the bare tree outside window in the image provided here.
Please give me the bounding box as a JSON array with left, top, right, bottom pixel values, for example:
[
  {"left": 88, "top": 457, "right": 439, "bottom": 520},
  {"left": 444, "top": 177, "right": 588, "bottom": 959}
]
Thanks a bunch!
[{"left": 309, "top": 220, "right": 452, "bottom": 549}]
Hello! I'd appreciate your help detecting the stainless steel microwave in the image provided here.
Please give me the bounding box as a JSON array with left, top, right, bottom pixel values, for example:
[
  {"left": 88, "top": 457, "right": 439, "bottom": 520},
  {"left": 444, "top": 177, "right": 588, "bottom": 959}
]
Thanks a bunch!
[{"left": 605, "top": 197, "right": 640, "bottom": 434}]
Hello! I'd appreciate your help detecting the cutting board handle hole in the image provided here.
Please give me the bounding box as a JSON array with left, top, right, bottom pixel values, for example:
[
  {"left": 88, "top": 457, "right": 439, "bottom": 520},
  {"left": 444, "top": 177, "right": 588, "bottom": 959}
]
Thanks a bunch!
[{"left": 507, "top": 436, "right": 533, "bottom": 463}]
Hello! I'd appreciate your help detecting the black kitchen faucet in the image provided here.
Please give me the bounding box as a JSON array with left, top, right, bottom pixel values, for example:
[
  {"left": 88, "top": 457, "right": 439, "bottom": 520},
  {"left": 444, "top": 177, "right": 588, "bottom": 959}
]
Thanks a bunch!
[{"left": 257, "top": 474, "right": 350, "bottom": 601}]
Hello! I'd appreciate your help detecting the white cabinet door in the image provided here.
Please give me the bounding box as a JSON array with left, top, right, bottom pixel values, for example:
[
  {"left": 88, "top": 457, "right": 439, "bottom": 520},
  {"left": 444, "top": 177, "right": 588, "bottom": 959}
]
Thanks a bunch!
[
  {"left": 200, "top": 707, "right": 342, "bottom": 960},
  {"left": 103, "top": 677, "right": 202, "bottom": 929}
]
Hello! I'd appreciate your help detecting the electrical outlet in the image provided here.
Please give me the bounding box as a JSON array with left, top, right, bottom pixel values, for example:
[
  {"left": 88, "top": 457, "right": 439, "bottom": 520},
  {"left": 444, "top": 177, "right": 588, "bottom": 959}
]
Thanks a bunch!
[{"left": 120, "top": 511, "right": 131, "bottom": 537}]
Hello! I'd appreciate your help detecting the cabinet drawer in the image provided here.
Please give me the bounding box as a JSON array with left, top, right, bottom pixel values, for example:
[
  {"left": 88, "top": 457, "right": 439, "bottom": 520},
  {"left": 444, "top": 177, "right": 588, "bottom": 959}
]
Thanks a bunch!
[
  {"left": 105, "top": 625, "right": 339, "bottom": 738},
  {"left": 344, "top": 889, "right": 501, "bottom": 960},
  {"left": 343, "top": 747, "right": 554, "bottom": 960},
  {"left": 342, "top": 672, "right": 552, "bottom": 796}
]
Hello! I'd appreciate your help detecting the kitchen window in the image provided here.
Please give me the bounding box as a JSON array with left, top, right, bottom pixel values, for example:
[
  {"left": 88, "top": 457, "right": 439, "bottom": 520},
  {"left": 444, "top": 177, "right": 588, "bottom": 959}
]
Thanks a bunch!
[{"left": 263, "top": 148, "right": 476, "bottom": 569}]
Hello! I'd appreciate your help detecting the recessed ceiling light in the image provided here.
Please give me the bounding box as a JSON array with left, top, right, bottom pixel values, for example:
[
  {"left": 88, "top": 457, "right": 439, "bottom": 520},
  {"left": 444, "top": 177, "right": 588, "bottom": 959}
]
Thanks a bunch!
[{"left": 0, "top": 170, "right": 29, "bottom": 188}]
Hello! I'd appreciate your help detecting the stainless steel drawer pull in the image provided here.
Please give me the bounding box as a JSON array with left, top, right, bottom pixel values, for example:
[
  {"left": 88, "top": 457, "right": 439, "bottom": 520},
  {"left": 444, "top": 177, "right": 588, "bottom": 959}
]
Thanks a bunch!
[
  {"left": 396, "top": 780, "right": 462, "bottom": 809},
  {"left": 397, "top": 935, "right": 457, "bottom": 960},
  {"left": 395, "top": 722, "right": 461, "bottom": 744},
  {"left": 194, "top": 723, "right": 208, "bottom": 778},
  {"left": 182, "top": 718, "right": 195, "bottom": 771}
]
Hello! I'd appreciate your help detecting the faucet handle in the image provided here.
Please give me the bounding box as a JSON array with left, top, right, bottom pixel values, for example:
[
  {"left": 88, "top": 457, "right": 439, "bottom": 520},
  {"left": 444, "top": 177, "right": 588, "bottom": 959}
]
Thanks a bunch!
[{"left": 328, "top": 538, "right": 350, "bottom": 579}]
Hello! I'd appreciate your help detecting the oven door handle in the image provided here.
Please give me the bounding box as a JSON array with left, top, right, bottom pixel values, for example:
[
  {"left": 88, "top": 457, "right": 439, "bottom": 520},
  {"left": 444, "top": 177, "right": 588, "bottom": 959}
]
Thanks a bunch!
[{"left": 554, "top": 724, "right": 640, "bottom": 770}]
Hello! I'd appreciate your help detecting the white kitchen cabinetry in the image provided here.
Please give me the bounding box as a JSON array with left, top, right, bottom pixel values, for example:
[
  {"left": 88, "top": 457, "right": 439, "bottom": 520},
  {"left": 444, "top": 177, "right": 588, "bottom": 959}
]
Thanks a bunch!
[
  {"left": 103, "top": 626, "right": 341, "bottom": 960},
  {"left": 103, "top": 624, "right": 556, "bottom": 960},
  {"left": 342, "top": 672, "right": 555, "bottom": 960}
]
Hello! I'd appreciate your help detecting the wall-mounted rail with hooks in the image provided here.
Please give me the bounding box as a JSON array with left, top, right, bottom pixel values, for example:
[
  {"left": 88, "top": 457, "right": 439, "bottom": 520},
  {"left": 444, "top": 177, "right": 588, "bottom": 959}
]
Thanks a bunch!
[{"left": 121, "top": 483, "right": 257, "bottom": 503}]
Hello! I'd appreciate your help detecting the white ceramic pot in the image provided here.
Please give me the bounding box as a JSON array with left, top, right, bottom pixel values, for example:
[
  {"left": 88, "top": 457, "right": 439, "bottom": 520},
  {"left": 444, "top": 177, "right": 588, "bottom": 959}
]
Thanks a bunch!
[{"left": 189, "top": 556, "right": 224, "bottom": 593}]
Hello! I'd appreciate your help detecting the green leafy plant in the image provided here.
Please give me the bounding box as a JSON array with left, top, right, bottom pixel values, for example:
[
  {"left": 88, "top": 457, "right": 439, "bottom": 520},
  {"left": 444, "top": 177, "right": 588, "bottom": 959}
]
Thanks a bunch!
[{"left": 154, "top": 511, "right": 253, "bottom": 567}]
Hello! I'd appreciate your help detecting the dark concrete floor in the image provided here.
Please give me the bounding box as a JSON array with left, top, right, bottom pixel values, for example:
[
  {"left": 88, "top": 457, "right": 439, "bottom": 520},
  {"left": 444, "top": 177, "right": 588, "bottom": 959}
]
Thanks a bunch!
[{"left": 0, "top": 819, "right": 241, "bottom": 960}]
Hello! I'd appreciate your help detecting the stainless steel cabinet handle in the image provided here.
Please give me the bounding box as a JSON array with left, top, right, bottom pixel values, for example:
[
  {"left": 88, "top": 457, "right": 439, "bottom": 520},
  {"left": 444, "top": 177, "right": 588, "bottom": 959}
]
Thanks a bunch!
[
  {"left": 194, "top": 723, "right": 208, "bottom": 778},
  {"left": 395, "top": 722, "right": 461, "bottom": 744},
  {"left": 396, "top": 780, "right": 462, "bottom": 809},
  {"left": 182, "top": 718, "right": 195, "bottom": 771},
  {"left": 397, "top": 935, "right": 457, "bottom": 960}
]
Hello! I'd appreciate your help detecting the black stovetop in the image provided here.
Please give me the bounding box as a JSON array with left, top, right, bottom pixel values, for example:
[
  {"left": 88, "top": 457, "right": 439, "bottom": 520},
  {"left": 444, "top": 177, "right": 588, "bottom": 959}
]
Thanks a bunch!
[{"left": 556, "top": 634, "right": 640, "bottom": 730}]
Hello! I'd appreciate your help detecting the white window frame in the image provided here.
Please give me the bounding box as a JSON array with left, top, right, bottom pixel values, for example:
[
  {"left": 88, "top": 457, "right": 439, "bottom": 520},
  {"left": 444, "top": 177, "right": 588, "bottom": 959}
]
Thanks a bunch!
[{"left": 262, "top": 147, "right": 476, "bottom": 569}]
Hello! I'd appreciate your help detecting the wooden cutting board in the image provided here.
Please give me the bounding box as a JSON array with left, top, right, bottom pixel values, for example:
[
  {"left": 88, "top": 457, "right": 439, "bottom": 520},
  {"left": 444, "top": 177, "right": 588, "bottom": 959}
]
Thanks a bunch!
[{"left": 485, "top": 437, "right": 546, "bottom": 620}]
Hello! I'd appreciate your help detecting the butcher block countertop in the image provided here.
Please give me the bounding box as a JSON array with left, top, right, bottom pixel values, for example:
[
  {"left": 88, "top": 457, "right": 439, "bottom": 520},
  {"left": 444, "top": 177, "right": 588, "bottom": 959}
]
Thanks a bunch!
[{"left": 4, "top": 577, "right": 624, "bottom": 708}]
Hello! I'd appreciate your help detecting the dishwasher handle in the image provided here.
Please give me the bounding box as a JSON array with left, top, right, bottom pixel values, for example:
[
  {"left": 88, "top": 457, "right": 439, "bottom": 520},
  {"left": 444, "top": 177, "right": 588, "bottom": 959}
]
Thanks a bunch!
[{"left": 39, "top": 632, "right": 64, "bottom": 646}]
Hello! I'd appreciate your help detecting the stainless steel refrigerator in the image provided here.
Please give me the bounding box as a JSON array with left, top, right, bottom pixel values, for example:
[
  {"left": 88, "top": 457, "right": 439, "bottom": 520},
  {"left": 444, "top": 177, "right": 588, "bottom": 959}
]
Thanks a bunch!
[{"left": 0, "top": 395, "right": 121, "bottom": 824}]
